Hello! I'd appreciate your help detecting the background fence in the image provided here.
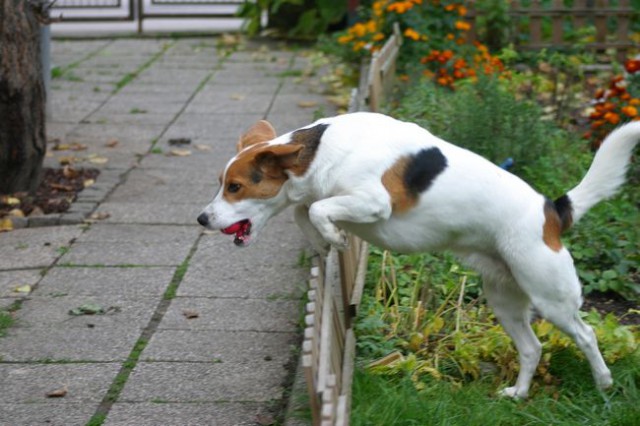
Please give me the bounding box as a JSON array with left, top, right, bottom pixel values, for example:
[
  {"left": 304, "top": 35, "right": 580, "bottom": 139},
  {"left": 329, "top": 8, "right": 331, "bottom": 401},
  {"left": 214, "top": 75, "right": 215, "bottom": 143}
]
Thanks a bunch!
[{"left": 466, "top": 0, "right": 635, "bottom": 62}]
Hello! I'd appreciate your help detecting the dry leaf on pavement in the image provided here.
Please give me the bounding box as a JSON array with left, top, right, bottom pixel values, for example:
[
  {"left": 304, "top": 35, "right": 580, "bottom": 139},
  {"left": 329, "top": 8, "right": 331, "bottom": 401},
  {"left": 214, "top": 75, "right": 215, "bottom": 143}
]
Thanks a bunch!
[
  {"left": 183, "top": 309, "right": 200, "bottom": 319},
  {"left": 46, "top": 385, "right": 68, "bottom": 398},
  {"left": 168, "top": 149, "right": 192, "bottom": 157}
]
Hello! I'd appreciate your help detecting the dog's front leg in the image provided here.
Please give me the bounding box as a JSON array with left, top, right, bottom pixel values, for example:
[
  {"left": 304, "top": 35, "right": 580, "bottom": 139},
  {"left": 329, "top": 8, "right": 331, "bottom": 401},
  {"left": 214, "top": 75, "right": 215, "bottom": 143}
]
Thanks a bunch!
[
  {"left": 294, "top": 204, "right": 331, "bottom": 256},
  {"left": 308, "top": 194, "right": 391, "bottom": 250}
]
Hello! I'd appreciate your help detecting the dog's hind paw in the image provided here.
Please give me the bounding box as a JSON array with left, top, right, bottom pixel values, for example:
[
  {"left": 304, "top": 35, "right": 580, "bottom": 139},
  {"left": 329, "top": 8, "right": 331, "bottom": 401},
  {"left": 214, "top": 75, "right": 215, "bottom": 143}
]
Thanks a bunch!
[{"left": 497, "top": 386, "right": 527, "bottom": 400}]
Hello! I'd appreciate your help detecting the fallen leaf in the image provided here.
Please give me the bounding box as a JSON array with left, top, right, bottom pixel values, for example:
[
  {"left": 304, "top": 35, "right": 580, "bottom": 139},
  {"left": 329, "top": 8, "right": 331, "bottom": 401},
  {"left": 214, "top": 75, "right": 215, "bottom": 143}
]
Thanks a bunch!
[
  {"left": 297, "top": 100, "right": 318, "bottom": 108},
  {"left": 168, "top": 149, "right": 192, "bottom": 157},
  {"left": 29, "top": 207, "right": 45, "bottom": 217},
  {"left": 52, "top": 143, "right": 71, "bottom": 151},
  {"left": 58, "top": 156, "right": 77, "bottom": 165},
  {"left": 83, "top": 179, "right": 95, "bottom": 188},
  {"left": 51, "top": 183, "right": 74, "bottom": 192},
  {"left": 2, "top": 196, "right": 21, "bottom": 206},
  {"left": 183, "top": 309, "right": 200, "bottom": 319},
  {"left": 0, "top": 218, "right": 13, "bottom": 232},
  {"left": 70, "top": 143, "right": 88, "bottom": 151},
  {"left": 194, "top": 144, "right": 212, "bottom": 151},
  {"left": 62, "top": 165, "right": 79, "bottom": 179},
  {"left": 255, "top": 413, "right": 275, "bottom": 426},
  {"left": 46, "top": 385, "right": 68, "bottom": 398},
  {"left": 88, "top": 156, "right": 109, "bottom": 165},
  {"left": 13, "top": 285, "right": 32, "bottom": 294},
  {"left": 9, "top": 208, "right": 24, "bottom": 218},
  {"left": 105, "top": 139, "right": 119, "bottom": 148},
  {"left": 69, "top": 303, "right": 105, "bottom": 316},
  {"left": 88, "top": 212, "right": 110, "bottom": 221},
  {"left": 230, "top": 93, "right": 246, "bottom": 101}
]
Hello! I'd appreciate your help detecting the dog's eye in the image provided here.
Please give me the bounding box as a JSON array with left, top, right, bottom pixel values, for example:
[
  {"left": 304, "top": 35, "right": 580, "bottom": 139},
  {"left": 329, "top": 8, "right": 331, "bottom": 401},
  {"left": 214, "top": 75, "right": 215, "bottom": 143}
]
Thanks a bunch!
[{"left": 227, "top": 183, "right": 242, "bottom": 193}]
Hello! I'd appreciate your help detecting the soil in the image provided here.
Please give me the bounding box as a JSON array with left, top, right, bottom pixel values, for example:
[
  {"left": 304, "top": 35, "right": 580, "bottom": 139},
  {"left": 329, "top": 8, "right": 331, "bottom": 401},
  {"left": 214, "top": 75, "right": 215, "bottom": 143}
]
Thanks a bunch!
[
  {"left": 582, "top": 290, "right": 639, "bottom": 326},
  {"left": 0, "top": 167, "right": 99, "bottom": 217}
]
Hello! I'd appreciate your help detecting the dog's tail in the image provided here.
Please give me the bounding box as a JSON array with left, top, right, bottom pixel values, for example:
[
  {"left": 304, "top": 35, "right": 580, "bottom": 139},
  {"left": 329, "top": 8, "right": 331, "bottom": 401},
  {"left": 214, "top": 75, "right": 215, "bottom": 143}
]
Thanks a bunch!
[{"left": 560, "top": 121, "right": 640, "bottom": 226}]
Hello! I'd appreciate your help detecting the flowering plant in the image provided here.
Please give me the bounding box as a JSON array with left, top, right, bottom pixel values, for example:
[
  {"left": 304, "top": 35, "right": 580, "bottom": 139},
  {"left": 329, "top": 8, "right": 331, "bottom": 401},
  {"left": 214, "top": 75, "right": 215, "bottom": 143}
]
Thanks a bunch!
[
  {"left": 333, "top": 0, "right": 505, "bottom": 88},
  {"left": 585, "top": 58, "right": 640, "bottom": 149}
]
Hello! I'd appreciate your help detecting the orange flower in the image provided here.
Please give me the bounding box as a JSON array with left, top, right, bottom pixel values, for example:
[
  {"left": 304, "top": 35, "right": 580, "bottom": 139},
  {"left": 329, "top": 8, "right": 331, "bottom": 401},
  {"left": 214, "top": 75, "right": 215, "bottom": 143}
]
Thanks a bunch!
[
  {"left": 444, "top": 4, "right": 456, "bottom": 11},
  {"left": 603, "top": 112, "right": 621, "bottom": 125},
  {"left": 337, "top": 35, "right": 353, "bottom": 44},
  {"left": 624, "top": 59, "right": 640, "bottom": 74},
  {"left": 455, "top": 21, "right": 471, "bottom": 31},
  {"left": 629, "top": 98, "right": 640, "bottom": 106},
  {"left": 621, "top": 105, "right": 638, "bottom": 117},
  {"left": 387, "top": 1, "right": 413, "bottom": 13},
  {"left": 404, "top": 28, "right": 421, "bottom": 41},
  {"left": 372, "top": 32, "right": 385, "bottom": 41},
  {"left": 457, "top": 5, "right": 467, "bottom": 16}
]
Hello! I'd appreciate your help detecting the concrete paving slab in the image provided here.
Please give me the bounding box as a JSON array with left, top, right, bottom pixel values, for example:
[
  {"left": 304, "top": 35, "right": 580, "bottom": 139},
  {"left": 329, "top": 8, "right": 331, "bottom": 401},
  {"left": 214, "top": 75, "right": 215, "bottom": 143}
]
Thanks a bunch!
[
  {"left": 138, "top": 146, "right": 226, "bottom": 171},
  {"left": 74, "top": 223, "right": 198, "bottom": 244},
  {"left": 179, "top": 236, "right": 307, "bottom": 299},
  {"left": 59, "top": 240, "right": 193, "bottom": 266},
  {"left": 185, "top": 93, "right": 274, "bottom": 115},
  {"left": 13, "top": 292, "right": 158, "bottom": 325},
  {"left": 91, "top": 202, "right": 203, "bottom": 226},
  {"left": 0, "top": 363, "right": 121, "bottom": 403},
  {"left": 65, "top": 122, "right": 164, "bottom": 146},
  {"left": 0, "top": 403, "right": 97, "bottom": 426},
  {"left": 107, "top": 180, "right": 213, "bottom": 204},
  {"left": 105, "top": 401, "right": 263, "bottom": 426},
  {"left": 0, "top": 226, "right": 84, "bottom": 269},
  {"left": 0, "top": 326, "right": 143, "bottom": 362},
  {"left": 159, "top": 297, "right": 300, "bottom": 333},
  {"left": 84, "top": 112, "right": 179, "bottom": 126},
  {"left": 141, "top": 329, "right": 297, "bottom": 363},
  {"left": 33, "top": 266, "right": 174, "bottom": 298},
  {"left": 120, "top": 361, "right": 286, "bottom": 402}
]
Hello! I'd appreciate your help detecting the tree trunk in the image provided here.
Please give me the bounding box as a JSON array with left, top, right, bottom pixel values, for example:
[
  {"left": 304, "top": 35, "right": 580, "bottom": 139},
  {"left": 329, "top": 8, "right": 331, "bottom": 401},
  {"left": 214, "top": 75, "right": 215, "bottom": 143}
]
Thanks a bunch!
[{"left": 0, "top": 0, "right": 46, "bottom": 195}]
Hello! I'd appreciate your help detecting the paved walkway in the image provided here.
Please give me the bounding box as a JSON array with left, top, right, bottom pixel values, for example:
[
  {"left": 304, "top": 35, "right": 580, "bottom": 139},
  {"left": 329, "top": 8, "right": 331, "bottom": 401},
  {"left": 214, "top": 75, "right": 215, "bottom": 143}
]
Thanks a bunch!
[{"left": 0, "top": 37, "right": 336, "bottom": 425}]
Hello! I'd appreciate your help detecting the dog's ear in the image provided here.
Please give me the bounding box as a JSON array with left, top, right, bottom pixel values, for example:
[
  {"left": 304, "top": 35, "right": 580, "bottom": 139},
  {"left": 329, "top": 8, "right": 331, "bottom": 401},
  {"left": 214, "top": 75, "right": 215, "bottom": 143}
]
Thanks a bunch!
[
  {"left": 255, "top": 144, "right": 303, "bottom": 177},
  {"left": 237, "top": 120, "right": 277, "bottom": 152}
]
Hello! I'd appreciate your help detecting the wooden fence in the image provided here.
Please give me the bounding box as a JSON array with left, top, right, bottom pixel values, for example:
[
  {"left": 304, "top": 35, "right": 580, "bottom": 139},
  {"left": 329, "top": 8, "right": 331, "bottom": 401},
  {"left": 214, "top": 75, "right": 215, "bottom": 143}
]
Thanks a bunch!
[
  {"left": 301, "top": 26, "right": 402, "bottom": 426},
  {"left": 466, "top": 0, "right": 635, "bottom": 62}
]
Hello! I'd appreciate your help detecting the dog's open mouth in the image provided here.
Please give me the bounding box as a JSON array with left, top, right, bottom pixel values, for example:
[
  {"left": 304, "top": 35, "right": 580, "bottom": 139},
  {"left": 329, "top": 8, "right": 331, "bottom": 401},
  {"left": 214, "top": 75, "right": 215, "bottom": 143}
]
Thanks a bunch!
[{"left": 221, "top": 219, "right": 252, "bottom": 246}]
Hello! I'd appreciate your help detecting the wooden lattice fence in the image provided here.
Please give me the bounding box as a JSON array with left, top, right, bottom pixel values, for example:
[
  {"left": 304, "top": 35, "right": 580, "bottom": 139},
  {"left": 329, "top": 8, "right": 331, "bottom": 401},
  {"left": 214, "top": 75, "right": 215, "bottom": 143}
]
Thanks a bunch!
[
  {"left": 301, "top": 26, "right": 402, "bottom": 426},
  {"left": 465, "top": 0, "right": 636, "bottom": 62}
]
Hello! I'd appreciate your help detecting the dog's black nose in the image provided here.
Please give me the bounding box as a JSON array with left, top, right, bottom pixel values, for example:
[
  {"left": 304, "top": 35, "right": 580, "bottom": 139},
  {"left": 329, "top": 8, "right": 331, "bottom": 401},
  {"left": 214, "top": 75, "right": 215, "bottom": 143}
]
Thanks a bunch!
[{"left": 197, "top": 212, "right": 209, "bottom": 227}]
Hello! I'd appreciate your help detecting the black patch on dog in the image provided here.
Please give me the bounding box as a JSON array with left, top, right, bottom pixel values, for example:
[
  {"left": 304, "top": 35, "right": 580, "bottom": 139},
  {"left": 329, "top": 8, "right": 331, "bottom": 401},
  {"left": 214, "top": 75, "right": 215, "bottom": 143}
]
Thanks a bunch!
[
  {"left": 289, "top": 123, "right": 329, "bottom": 173},
  {"left": 404, "top": 147, "right": 448, "bottom": 197},
  {"left": 552, "top": 194, "right": 574, "bottom": 232}
]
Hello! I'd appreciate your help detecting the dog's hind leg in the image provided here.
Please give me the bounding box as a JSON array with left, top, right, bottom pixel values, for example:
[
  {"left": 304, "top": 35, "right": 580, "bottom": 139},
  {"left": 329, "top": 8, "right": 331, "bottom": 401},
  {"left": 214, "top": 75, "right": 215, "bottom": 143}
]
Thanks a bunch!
[
  {"left": 464, "top": 254, "right": 541, "bottom": 399},
  {"left": 507, "top": 249, "right": 613, "bottom": 392}
]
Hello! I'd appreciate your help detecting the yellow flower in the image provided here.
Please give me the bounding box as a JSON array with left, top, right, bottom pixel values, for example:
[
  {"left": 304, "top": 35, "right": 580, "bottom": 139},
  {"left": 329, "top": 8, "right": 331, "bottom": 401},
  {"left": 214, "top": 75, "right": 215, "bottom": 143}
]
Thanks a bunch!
[
  {"left": 337, "top": 35, "right": 353, "bottom": 44},
  {"left": 353, "top": 41, "right": 367, "bottom": 52},
  {"left": 404, "top": 28, "right": 421, "bottom": 41},
  {"left": 350, "top": 22, "right": 367, "bottom": 38},
  {"left": 373, "top": 32, "right": 385, "bottom": 41}
]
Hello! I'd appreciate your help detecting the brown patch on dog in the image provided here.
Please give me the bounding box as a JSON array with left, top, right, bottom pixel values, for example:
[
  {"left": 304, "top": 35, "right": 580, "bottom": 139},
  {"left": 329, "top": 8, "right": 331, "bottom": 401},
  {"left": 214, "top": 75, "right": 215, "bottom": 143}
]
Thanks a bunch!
[
  {"left": 543, "top": 200, "right": 563, "bottom": 252},
  {"left": 223, "top": 143, "right": 303, "bottom": 203},
  {"left": 236, "top": 120, "right": 277, "bottom": 152},
  {"left": 382, "top": 157, "right": 417, "bottom": 214},
  {"left": 286, "top": 123, "right": 329, "bottom": 176}
]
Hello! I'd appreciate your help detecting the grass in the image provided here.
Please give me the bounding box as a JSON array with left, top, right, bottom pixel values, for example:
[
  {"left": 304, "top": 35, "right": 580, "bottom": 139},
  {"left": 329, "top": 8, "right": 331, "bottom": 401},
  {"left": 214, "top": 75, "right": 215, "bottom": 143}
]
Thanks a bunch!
[
  {"left": 352, "top": 350, "right": 640, "bottom": 426},
  {"left": 0, "top": 310, "right": 14, "bottom": 338}
]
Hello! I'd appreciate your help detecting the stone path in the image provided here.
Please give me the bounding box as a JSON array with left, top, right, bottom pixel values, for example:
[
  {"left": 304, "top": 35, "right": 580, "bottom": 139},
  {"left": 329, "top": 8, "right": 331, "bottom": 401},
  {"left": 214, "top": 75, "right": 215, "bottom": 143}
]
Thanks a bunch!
[{"left": 0, "top": 37, "right": 336, "bottom": 425}]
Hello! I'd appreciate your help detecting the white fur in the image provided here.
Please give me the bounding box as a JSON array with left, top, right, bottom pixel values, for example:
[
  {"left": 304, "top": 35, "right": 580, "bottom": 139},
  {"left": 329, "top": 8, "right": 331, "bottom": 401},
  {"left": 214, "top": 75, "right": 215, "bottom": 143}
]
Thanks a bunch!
[{"left": 200, "top": 112, "right": 639, "bottom": 398}]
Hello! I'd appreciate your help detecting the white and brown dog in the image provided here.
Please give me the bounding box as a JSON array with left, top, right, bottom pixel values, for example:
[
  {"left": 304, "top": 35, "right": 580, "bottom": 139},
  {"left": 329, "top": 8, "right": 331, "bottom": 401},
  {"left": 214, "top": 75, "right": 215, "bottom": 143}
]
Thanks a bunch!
[{"left": 198, "top": 112, "right": 639, "bottom": 398}]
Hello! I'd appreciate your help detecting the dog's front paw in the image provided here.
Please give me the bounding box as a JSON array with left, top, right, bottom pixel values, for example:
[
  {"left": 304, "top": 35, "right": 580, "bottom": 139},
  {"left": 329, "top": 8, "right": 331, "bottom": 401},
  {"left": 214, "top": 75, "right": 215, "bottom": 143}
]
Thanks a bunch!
[
  {"left": 320, "top": 224, "right": 348, "bottom": 251},
  {"left": 497, "top": 386, "right": 527, "bottom": 400}
]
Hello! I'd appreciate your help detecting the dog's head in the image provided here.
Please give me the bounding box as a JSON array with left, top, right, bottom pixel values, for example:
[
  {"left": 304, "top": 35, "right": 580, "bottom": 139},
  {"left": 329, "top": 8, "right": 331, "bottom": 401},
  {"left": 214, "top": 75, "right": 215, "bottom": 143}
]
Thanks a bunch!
[{"left": 197, "top": 120, "right": 303, "bottom": 247}]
